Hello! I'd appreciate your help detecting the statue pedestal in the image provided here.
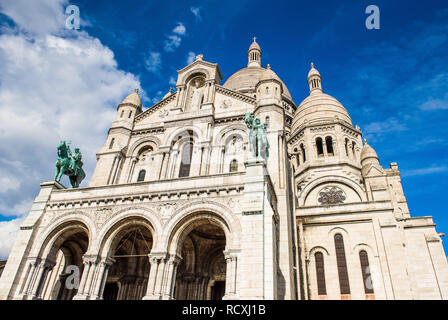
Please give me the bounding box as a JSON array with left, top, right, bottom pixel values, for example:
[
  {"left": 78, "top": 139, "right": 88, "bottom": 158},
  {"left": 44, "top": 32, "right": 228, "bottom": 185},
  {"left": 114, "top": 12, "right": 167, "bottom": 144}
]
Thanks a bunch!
[{"left": 238, "top": 157, "right": 277, "bottom": 299}]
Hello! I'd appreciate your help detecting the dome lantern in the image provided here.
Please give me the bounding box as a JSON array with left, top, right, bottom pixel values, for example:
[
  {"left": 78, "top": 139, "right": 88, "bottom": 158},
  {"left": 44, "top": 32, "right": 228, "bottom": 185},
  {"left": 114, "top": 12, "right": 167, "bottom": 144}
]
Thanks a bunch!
[
  {"left": 308, "top": 62, "right": 322, "bottom": 94},
  {"left": 248, "top": 37, "right": 261, "bottom": 67}
]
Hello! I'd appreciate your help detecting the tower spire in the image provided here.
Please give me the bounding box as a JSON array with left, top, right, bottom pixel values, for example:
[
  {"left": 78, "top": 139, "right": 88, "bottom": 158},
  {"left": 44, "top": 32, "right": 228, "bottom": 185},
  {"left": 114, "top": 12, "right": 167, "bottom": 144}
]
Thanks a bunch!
[
  {"left": 307, "top": 62, "right": 322, "bottom": 94},
  {"left": 248, "top": 37, "right": 261, "bottom": 67}
]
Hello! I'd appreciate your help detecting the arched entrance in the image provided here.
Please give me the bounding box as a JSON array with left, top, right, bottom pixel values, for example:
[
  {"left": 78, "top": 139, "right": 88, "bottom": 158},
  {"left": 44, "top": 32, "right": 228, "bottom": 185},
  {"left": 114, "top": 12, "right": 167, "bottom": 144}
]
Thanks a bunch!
[
  {"left": 26, "top": 222, "right": 89, "bottom": 300},
  {"left": 174, "top": 222, "right": 226, "bottom": 300},
  {"left": 103, "top": 221, "right": 153, "bottom": 300}
]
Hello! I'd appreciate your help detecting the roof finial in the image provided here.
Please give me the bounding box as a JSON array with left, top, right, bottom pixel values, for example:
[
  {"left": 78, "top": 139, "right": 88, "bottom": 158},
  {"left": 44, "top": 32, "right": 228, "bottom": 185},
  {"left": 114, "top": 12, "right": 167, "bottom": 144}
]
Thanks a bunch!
[
  {"left": 364, "top": 138, "right": 368, "bottom": 145},
  {"left": 267, "top": 64, "right": 271, "bottom": 69},
  {"left": 311, "top": 62, "right": 315, "bottom": 69},
  {"left": 134, "top": 88, "right": 139, "bottom": 94},
  {"left": 253, "top": 36, "right": 257, "bottom": 42},
  {"left": 169, "top": 87, "right": 172, "bottom": 93}
]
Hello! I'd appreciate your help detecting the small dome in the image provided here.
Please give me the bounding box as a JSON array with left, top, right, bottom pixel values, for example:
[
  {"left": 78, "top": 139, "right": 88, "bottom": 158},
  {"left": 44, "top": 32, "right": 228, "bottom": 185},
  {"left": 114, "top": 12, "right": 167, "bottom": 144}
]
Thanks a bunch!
[
  {"left": 249, "top": 37, "right": 261, "bottom": 52},
  {"left": 223, "top": 66, "right": 293, "bottom": 99},
  {"left": 308, "top": 63, "right": 321, "bottom": 79},
  {"left": 122, "top": 89, "right": 142, "bottom": 106},
  {"left": 361, "top": 139, "right": 379, "bottom": 163},
  {"left": 258, "top": 64, "right": 281, "bottom": 82},
  {"left": 291, "top": 91, "right": 353, "bottom": 133}
]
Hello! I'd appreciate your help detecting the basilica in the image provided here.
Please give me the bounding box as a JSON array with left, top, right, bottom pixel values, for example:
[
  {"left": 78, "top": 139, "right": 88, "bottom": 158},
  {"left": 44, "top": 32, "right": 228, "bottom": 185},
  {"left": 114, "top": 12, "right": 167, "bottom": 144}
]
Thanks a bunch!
[{"left": 1, "top": 38, "right": 447, "bottom": 300}]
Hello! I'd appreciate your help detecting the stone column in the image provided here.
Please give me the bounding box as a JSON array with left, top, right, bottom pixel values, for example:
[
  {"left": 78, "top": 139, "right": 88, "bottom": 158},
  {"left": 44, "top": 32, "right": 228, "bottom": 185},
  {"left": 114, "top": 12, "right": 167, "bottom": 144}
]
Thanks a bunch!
[
  {"left": 142, "top": 252, "right": 168, "bottom": 300},
  {"left": 223, "top": 250, "right": 239, "bottom": 299},
  {"left": 162, "top": 254, "right": 182, "bottom": 300},
  {"left": 73, "top": 255, "right": 97, "bottom": 300},
  {"left": 20, "top": 258, "right": 39, "bottom": 299},
  {"left": 90, "top": 257, "right": 114, "bottom": 300},
  {"left": 29, "top": 259, "right": 54, "bottom": 300}
]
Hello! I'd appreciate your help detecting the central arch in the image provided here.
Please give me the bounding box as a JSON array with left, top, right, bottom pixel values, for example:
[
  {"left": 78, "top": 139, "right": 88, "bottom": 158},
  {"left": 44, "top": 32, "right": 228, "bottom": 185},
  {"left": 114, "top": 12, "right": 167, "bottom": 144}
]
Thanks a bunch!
[
  {"left": 172, "top": 215, "right": 227, "bottom": 300},
  {"left": 100, "top": 217, "right": 155, "bottom": 300}
]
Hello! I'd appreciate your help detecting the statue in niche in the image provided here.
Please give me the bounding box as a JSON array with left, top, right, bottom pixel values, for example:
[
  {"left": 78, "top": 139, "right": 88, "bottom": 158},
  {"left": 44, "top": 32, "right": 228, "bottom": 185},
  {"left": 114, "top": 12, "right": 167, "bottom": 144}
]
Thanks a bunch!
[{"left": 190, "top": 80, "right": 203, "bottom": 110}]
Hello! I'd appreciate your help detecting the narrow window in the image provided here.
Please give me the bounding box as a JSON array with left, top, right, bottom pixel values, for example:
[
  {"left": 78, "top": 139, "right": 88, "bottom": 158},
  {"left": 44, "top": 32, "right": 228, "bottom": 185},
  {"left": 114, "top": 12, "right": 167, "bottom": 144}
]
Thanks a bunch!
[
  {"left": 120, "top": 110, "right": 124, "bottom": 118},
  {"left": 334, "top": 234, "right": 350, "bottom": 294},
  {"left": 300, "top": 144, "right": 306, "bottom": 162},
  {"left": 265, "top": 116, "right": 270, "bottom": 128},
  {"left": 359, "top": 251, "right": 374, "bottom": 294},
  {"left": 326, "top": 137, "right": 334, "bottom": 156},
  {"left": 128, "top": 110, "right": 133, "bottom": 118},
  {"left": 275, "top": 87, "right": 278, "bottom": 95},
  {"left": 266, "top": 87, "right": 269, "bottom": 95},
  {"left": 137, "top": 170, "right": 146, "bottom": 182},
  {"left": 315, "top": 252, "right": 327, "bottom": 295},
  {"left": 109, "top": 138, "right": 115, "bottom": 150},
  {"left": 316, "top": 138, "right": 324, "bottom": 158},
  {"left": 229, "top": 159, "right": 238, "bottom": 173},
  {"left": 179, "top": 143, "right": 193, "bottom": 177},
  {"left": 345, "top": 138, "right": 349, "bottom": 157},
  {"left": 352, "top": 142, "right": 356, "bottom": 159}
]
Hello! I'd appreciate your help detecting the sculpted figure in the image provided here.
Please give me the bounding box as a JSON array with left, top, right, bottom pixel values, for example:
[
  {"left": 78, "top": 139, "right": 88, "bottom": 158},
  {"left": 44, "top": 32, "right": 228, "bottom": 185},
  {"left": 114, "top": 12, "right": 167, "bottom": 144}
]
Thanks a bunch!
[
  {"left": 54, "top": 141, "right": 86, "bottom": 188},
  {"left": 190, "top": 80, "right": 203, "bottom": 110},
  {"left": 244, "top": 112, "right": 270, "bottom": 161}
]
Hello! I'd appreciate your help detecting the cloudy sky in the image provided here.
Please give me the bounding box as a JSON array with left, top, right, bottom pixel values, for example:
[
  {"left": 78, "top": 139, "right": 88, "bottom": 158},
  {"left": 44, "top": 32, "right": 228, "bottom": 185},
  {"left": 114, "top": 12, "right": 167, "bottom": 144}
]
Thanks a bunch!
[{"left": 0, "top": 0, "right": 447, "bottom": 259}]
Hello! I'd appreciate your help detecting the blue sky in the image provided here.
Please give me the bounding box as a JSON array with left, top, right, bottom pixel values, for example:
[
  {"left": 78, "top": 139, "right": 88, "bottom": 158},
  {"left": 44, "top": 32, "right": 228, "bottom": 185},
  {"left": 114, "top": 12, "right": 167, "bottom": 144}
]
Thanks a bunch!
[{"left": 0, "top": 0, "right": 447, "bottom": 258}]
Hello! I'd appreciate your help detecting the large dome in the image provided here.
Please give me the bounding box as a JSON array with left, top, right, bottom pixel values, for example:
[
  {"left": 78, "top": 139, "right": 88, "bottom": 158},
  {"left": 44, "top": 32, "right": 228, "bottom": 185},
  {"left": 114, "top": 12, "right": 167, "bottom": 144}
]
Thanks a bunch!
[
  {"left": 223, "top": 66, "right": 293, "bottom": 100},
  {"left": 291, "top": 91, "right": 353, "bottom": 134}
]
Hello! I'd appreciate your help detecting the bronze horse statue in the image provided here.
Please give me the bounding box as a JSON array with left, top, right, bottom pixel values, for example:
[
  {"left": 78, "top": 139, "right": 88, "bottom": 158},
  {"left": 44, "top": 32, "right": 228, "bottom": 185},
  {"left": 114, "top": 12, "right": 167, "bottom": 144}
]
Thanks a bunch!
[{"left": 54, "top": 140, "right": 86, "bottom": 188}]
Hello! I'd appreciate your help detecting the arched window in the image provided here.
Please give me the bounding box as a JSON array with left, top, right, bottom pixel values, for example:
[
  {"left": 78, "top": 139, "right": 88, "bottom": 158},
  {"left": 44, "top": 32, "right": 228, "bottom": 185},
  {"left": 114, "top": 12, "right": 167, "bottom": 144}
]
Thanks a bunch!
[
  {"left": 128, "top": 110, "right": 133, "bottom": 118},
  {"left": 316, "top": 138, "right": 324, "bottom": 158},
  {"left": 300, "top": 144, "right": 306, "bottom": 162},
  {"left": 352, "top": 142, "right": 356, "bottom": 159},
  {"left": 325, "top": 137, "right": 334, "bottom": 156},
  {"left": 334, "top": 234, "right": 350, "bottom": 294},
  {"left": 345, "top": 138, "right": 350, "bottom": 157},
  {"left": 137, "top": 170, "right": 146, "bottom": 182},
  {"left": 179, "top": 142, "right": 193, "bottom": 177},
  {"left": 229, "top": 159, "right": 238, "bottom": 173},
  {"left": 315, "top": 252, "right": 327, "bottom": 296},
  {"left": 265, "top": 116, "right": 270, "bottom": 128},
  {"left": 109, "top": 138, "right": 115, "bottom": 150},
  {"left": 359, "top": 250, "right": 374, "bottom": 294}
]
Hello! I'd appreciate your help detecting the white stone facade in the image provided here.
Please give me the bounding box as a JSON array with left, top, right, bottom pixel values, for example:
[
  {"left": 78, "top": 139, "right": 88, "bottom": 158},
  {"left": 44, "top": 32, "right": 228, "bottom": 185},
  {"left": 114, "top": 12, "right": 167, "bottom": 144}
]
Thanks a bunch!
[{"left": 0, "top": 39, "right": 447, "bottom": 300}]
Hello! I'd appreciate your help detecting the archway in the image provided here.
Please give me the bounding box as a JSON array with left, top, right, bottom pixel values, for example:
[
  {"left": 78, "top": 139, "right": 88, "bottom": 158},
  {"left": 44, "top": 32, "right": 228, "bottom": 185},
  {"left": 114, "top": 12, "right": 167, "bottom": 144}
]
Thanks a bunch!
[
  {"left": 103, "top": 221, "right": 153, "bottom": 300},
  {"left": 173, "top": 221, "right": 226, "bottom": 300},
  {"left": 38, "top": 224, "right": 89, "bottom": 300}
]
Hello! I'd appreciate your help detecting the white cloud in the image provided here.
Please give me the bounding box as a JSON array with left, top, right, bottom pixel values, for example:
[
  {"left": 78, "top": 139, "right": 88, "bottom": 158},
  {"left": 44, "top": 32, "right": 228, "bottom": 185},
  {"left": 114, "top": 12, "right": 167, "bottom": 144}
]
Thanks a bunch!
[
  {"left": 186, "top": 51, "right": 196, "bottom": 64},
  {"left": 0, "top": 217, "right": 25, "bottom": 260},
  {"left": 164, "top": 34, "right": 182, "bottom": 52},
  {"left": 0, "top": 0, "right": 140, "bottom": 225},
  {"left": 401, "top": 166, "right": 448, "bottom": 177},
  {"left": 144, "top": 51, "right": 162, "bottom": 72},
  {"left": 169, "top": 76, "right": 176, "bottom": 86},
  {"left": 190, "top": 7, "right": 202, "bottom": 22},
  {"left": 419, "top": 94, "right": 448, "bottom": 110},
  {"left": 173, "top": 22, "right": 186, "bottom": 36}
]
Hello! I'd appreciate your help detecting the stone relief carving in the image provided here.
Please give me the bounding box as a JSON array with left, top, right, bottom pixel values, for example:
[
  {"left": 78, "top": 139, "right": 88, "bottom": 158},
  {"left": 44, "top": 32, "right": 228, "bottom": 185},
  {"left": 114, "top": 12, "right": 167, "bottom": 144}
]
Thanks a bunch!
[
  {"left": 318, "top": 186, "right": 346, "bottom": 205},
  {"left": 95, "top": 207, "right": 114, "bottom": 229},
  {"left": 220, "top": 99, "right": 232, "bottom": 109},
  {"left": 159, "top": 109, "right": 169, "bottom": 118}
]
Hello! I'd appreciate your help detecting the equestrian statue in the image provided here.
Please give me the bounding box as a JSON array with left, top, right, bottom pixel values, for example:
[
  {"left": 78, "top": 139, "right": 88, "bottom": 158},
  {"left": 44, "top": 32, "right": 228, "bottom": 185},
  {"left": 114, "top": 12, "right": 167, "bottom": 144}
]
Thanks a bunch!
[{"left": 54, "top": 140, "right": 86, "bottom": 188}]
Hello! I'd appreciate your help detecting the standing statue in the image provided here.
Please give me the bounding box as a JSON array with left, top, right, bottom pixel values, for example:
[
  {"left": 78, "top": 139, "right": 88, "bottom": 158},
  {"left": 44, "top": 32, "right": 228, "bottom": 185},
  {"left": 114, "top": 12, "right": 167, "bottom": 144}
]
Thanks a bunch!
[
  {"left": 245, "top": 112, "right": 270, "bottom": 161},
  {"left": 190, "top": 80, "right": 203, "bottom": 110},
  {"left": 54, "top": 141, "right": 86, "bottom": 188}
]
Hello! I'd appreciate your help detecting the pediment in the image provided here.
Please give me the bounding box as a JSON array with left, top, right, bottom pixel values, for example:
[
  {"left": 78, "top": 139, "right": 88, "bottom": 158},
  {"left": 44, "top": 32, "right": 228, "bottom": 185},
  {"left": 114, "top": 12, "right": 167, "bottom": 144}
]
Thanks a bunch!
[
  {"left": 365, "top": 165, "right": 385, "bottom": 177},
  {"left": 134, "top": 92, "right": 177, "bottom": 126},
  {"left": 177, "top": 58, "right": 223, "bottom": 85}
]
